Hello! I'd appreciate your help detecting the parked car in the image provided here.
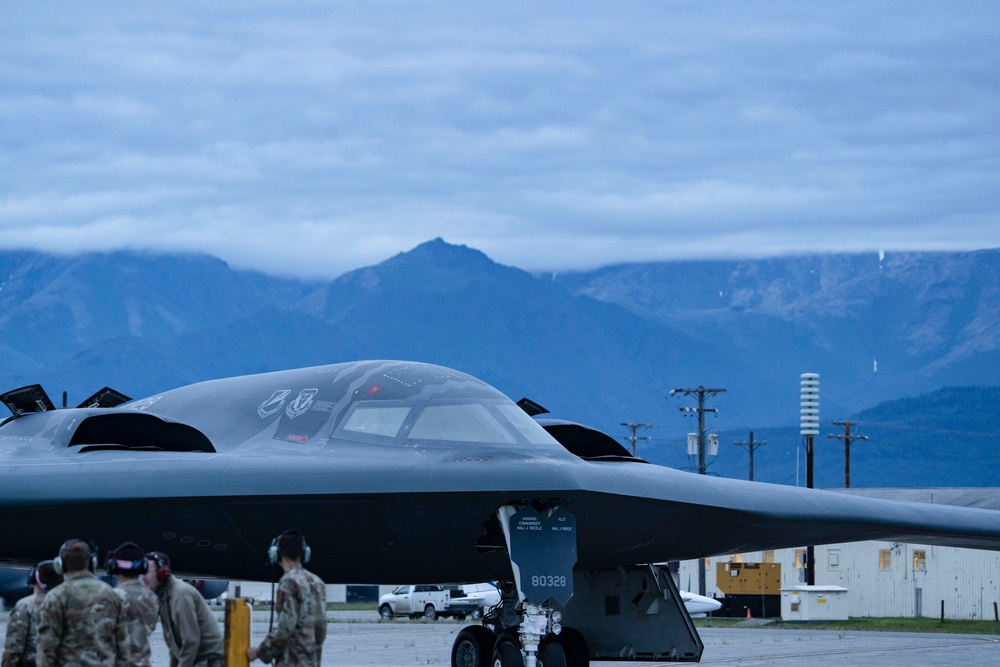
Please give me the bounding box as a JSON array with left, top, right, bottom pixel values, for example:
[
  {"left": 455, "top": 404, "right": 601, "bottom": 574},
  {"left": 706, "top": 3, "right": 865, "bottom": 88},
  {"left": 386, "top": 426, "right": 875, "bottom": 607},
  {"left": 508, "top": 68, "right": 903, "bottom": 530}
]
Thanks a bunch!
[
  {"left": 378, "top": 582, "right": 501, "bottom": 620},
  {"left": 378, "top": 584, "right": 474, "bottom": 620}
]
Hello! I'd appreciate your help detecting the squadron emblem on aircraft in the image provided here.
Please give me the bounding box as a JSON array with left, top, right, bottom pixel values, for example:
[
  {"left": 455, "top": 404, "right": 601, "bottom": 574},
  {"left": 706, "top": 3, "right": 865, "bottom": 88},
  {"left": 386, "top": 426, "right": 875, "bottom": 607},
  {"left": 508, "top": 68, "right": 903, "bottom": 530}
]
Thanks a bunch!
[
  {"left": 285, "top": 389, "right": 318, "bottom": 419},
  {"left": 257, "top": 390, "right": 291, "bottom": 418}
]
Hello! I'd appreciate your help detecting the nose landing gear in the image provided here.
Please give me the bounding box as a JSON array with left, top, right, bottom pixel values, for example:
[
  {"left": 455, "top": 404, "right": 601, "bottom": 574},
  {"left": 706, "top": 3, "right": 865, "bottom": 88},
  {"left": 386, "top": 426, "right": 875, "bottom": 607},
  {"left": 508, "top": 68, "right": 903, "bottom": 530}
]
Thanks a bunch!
[{"left": 450, "top": 503, "right": 585, "bottom": 667}]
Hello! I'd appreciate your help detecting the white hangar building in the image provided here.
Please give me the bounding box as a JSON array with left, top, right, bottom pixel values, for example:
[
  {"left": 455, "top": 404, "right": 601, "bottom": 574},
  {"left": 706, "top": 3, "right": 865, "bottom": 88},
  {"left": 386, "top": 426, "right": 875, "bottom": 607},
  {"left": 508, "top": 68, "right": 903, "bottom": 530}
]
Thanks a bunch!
[{"left": 678, "top": 488, "right": 1000, "bottom": 620}]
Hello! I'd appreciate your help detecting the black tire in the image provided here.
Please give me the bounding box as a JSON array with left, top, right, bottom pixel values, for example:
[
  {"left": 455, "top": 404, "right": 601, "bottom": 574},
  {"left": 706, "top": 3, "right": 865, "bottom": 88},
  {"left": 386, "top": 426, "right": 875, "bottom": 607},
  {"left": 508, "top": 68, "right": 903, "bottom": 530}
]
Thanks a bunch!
[
  {"left": 537, "top": 642, "right": 567, "bottom": 667},
  {"left": 553, "top": 627, "right": 589, "bottom": 667},
  {"left": 378, "top": 604, "right": 393, "bottom": 620},
  {"left": 471, "top": 606, "right": 484, "bottom": 620},
  {"left": 424, "top": 604, "right": 439, "bottom": 620},
  {"left": 491, "top": 638, "right": 524, "bottom": 667},
  {"left": 494, "top": 629, "right": 520, "bottom": 650},
  {"left": 451, "top": 625, "right": 494, "bottom": 667}
]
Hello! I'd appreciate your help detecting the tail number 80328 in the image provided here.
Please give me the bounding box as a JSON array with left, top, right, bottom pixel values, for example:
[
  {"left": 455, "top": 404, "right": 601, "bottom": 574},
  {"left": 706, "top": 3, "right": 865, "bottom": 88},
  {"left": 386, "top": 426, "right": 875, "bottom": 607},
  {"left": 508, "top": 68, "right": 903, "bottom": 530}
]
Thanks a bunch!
[{"left": 531, "top": 575, "right": 567, "bottom": 588}]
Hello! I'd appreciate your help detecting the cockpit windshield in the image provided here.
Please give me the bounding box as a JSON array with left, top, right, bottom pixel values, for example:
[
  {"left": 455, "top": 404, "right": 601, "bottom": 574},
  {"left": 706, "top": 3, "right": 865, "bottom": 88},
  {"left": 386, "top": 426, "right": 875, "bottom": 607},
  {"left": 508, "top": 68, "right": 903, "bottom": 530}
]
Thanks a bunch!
[
  {"left": 409, "top": 404, "right": 516, "bottom": 443},
  {"left": 336, "top": 399, "right": 561, "bottom": 448}
]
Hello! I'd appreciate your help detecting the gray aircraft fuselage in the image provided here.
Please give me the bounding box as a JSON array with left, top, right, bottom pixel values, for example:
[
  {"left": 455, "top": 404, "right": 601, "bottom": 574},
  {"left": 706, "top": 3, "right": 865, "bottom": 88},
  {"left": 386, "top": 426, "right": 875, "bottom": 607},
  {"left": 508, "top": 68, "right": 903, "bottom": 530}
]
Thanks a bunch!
[{"left": 1, "top": 360, "right": 998, "bottom": 585}]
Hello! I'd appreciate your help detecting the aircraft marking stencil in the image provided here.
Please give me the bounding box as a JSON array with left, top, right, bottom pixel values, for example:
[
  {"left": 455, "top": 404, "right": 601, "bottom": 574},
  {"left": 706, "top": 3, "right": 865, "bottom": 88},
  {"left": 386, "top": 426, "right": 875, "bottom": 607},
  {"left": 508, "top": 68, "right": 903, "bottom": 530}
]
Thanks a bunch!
[
  {"left": 504, "top": 506, "right": 576, "bottom": 607},
  {"left": 257, "top": 389, "right": 290, "bottom": 418},
  {"left": 2, "top": 358, "right": 999, "bottom": 666},
  {"left": 285, "top": 388, "right": 318, "bottom": 419}
]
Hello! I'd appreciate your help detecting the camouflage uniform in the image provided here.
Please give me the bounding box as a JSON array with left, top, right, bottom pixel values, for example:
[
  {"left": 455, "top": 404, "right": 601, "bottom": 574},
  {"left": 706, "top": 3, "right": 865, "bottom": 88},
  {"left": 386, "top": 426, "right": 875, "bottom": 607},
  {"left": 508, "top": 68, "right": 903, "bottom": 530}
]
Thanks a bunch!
[
  {"left": 256, "top": 565, "right": 327, "bottom": 667},
  {"left": 2, "top": 591, "right": 46, "bottom": 667},
  {"left": 114, "top": 579, "right": 159, "bottom": 667},
  {"left": 36, "top": 572, "right": 128, "bottom": 667}
]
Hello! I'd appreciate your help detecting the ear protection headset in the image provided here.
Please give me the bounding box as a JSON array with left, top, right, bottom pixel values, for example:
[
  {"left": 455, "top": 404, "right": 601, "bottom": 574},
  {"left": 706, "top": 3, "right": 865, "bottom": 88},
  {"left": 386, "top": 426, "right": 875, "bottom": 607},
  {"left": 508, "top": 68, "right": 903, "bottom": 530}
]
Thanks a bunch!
[
  {"left": 105, "top": 542, "right": 148, "bottom": 576},
  {"left": 267, "top": 530, "right": 311, "bottom": 565},
  {"left": 147, "top": 552, "right": 172, "bottom": 583},
  {"left": 26, "top": 562, "right": 59, "bottom": 591},
  {"left": 53, "top": 539, "right": 98, "bottom": 576}
]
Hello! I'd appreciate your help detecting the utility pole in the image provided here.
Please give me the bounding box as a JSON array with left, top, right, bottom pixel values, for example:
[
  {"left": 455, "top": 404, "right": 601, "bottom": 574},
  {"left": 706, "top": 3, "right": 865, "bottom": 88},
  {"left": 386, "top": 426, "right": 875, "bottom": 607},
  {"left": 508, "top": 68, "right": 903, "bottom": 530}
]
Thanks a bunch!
[
  {"left": 670, "top": 385, "right": 725, "bottom": 596},
  {"left": 829, "top": 420, "right": 867, "bottom": 488},
  {"left": 670, "top": 386, "right": 725, "bottom": 476},
  {"left": 621, "top": 421, "right": 651, "bottom": 457},
  {"left": 734, "top": 431, "right": 767, "bottom": 481}
]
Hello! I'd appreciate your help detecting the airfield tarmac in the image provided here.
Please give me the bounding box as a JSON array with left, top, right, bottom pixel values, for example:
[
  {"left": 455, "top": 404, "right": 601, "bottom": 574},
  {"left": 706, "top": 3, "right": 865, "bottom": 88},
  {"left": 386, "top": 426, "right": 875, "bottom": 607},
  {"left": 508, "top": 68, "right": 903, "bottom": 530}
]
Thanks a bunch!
[{"left": 3, "top": 610, "right": 998, "bottom": 665}]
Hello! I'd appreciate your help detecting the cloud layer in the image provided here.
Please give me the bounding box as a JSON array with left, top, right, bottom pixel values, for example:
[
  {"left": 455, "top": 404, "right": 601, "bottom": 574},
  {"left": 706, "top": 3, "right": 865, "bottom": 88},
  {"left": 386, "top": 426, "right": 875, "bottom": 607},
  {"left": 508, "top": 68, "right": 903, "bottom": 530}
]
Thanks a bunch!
[{"left": 1, "top": 2, "right": 998, "bottom": 278}]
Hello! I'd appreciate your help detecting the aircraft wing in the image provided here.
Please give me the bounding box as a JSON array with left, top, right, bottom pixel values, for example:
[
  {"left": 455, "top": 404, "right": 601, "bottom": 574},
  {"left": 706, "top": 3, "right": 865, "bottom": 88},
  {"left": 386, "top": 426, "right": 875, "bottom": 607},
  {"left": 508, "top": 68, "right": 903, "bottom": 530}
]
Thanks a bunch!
[
  {"left": 0, "top": 359, "right": 997, "bottom": 587},
  {"left": 563, "top": 462, "right": 1000, "bottom": 564},
  {"left": 4, "top": 360, "right": 1000, "bottom": 664}
]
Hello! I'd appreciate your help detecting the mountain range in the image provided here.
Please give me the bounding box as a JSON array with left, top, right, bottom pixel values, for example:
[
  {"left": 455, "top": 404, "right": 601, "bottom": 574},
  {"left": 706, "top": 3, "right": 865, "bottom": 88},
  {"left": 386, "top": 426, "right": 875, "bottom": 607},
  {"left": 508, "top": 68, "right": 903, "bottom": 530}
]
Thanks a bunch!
[{"left": 1, "top": 240, "right": 997, "bottom": 487}]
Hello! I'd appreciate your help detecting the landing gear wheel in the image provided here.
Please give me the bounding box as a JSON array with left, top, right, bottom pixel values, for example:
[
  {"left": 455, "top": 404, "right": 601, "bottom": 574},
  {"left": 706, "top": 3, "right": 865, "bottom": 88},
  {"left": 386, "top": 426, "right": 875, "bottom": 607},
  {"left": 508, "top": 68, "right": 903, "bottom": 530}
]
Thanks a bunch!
[
  {"left": 452, "top": 625, "right": 494, "bottom": 667},
  {"left": 537, "top": 642, "right": 567, "bottom": 667},
  {"left": 378, "top": 604, "right": 393, "bottom": 620},
  {"left": 552, "top": 627, "right": 588, "bottom": 667},
  {"left": 491, "top": 638, "right": 524, "bottom": 667},
  {"left": 424, "top": 604, "right": 438, "bottom": 620}
]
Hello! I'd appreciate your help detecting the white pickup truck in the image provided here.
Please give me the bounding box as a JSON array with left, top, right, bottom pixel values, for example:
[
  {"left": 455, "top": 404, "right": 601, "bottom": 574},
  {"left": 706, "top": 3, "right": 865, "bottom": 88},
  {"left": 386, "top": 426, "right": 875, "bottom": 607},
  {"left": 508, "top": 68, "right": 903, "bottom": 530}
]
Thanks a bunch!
[{"left": 378, "top": 583, "right": 500, "bottom": 620}]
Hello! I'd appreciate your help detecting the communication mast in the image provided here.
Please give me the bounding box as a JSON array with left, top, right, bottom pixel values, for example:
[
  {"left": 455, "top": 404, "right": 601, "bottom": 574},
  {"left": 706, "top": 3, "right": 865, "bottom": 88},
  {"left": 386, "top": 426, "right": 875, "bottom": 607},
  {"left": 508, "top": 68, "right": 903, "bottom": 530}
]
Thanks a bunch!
[{"left": 800, "top": 373, "right": 819, "bottom": 586}]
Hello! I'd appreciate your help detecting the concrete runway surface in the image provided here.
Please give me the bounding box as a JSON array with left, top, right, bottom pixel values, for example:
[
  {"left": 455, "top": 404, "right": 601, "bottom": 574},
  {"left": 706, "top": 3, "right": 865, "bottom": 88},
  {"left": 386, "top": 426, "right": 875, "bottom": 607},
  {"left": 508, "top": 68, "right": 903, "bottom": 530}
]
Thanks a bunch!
[{"left": 3, "top": 611, "right": 999, "bottom": 665}]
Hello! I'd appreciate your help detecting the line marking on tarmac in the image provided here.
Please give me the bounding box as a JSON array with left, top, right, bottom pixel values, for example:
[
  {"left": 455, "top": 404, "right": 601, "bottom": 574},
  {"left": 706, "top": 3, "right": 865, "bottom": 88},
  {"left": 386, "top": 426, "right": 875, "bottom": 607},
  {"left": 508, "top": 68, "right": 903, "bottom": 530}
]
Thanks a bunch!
[{"left": 680, "top": 635, "right": 1000, "bottom": 665}]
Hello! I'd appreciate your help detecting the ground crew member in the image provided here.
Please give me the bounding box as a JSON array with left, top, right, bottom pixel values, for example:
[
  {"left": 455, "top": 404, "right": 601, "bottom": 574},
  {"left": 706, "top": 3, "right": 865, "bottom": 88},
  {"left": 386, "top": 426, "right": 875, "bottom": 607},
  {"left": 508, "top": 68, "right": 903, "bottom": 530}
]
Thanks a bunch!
[
  {"left": 36, "top": 539, "right": 128, "bottom": 667},
  {"left": 247, "top": 530, "right": 327, "bottom": 666},
  {"left": 142, "top": 551, "right": 224, "bottom": 667},
  {"left": 2, "top": 560, "right": 61, "bottom": 667},
  {"left": 106, "top": 542, "right": 158, "bottom": 667}
]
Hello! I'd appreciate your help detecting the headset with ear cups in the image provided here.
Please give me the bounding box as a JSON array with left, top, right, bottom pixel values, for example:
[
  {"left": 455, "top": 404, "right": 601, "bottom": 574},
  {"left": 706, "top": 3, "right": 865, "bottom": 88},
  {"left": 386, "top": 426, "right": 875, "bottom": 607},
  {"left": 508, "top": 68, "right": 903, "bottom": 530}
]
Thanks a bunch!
[
  {"left": 53, "top": 539, "right": 98, "bottom": 576},
  {"left": 26, "top": 560, "right": 60, "bottom": 591},
  {"left": 104, "top": 542, "right": 148, "bottom": 576},
  {"left": 147, "top": 551, "right": 172, "bottom": 583},
  {"left": 267, "top": 530, "right": 311, "bottom": 565}
]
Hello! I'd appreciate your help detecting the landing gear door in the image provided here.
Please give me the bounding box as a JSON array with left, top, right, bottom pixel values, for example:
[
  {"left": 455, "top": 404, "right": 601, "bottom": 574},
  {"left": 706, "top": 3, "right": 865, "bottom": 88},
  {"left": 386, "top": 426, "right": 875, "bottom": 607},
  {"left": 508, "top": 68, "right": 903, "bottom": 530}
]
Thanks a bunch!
[{"left": 501, "top": 505, "right": 576, "bottom": 607}]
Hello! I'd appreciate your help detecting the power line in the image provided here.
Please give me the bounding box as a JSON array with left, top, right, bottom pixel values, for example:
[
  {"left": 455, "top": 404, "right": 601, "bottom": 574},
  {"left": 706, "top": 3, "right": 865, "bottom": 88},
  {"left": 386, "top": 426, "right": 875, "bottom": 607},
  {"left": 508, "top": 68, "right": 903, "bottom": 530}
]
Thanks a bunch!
[{"left": 854, "top": 420, "right": 999, "bottom": 438}]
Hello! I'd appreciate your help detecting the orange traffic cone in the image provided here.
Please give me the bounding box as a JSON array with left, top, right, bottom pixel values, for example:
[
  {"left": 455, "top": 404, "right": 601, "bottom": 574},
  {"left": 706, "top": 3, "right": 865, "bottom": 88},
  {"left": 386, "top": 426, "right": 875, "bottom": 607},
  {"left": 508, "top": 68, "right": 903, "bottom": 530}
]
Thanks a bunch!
[{"left": 746, "top": 608, "right": 752, "bottom": 619}]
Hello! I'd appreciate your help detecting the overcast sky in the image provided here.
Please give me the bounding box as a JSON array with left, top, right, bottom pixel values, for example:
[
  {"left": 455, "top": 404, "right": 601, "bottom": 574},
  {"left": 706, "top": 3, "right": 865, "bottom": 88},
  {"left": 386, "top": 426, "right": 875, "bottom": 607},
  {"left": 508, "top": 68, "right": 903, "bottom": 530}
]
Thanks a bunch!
[{"left": 1, "top": 2, "right": 998, "bottom": 279}]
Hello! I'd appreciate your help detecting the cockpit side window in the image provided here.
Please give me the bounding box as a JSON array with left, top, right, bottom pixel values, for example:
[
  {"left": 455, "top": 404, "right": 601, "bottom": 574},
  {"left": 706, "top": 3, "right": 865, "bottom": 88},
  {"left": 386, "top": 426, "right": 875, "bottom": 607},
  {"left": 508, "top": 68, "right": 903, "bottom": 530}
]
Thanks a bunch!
[{"left": 407, "top": 403, "right": 517, "bottom": 444}]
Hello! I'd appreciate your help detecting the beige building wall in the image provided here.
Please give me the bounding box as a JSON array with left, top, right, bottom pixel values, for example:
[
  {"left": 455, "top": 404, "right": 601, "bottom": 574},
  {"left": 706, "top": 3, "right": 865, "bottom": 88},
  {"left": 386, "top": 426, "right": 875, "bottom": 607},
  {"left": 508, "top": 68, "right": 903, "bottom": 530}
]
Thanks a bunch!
[
  {"left": 680, "top": 542, "right": 1000, "bottom": 620},
  {"left": 679, "top": 488, "right": 1000, "bottom": 620}
]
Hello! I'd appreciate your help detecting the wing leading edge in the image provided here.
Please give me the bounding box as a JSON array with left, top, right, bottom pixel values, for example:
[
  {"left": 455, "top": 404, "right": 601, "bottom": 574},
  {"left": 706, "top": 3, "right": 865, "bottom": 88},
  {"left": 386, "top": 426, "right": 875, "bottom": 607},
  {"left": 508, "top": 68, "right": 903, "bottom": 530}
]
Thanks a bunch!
[{"left": 577, "top": 465, "right": 1000, "bottom": 563}]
